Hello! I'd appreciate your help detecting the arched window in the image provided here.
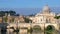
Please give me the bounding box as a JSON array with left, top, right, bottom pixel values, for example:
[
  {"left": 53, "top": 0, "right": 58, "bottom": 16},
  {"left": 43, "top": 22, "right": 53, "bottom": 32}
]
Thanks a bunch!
[
  {"left": 41, "top": 19, "right": 42, "bottom": 21},
  {"left": 46, "top": 19, "right": 48, "bottom": 23},
  {"left": 48, "top": 19, "right": 51, "bottom": 23}
]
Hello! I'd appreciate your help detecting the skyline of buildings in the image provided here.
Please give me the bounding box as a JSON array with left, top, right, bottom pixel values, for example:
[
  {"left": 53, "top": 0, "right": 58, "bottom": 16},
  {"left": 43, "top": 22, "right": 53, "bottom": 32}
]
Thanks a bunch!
[
  {"left": 0, "top": 0, "right": 60, "bottom": 34},
  {"left": 0, "top": 4, "right": 60, "bottom": 34},
  {"left": 0, "top": 7, "right": 60, "bottom": 15},
  {"left": 0, "top": 5, "right": 60, "bottom": 23}
]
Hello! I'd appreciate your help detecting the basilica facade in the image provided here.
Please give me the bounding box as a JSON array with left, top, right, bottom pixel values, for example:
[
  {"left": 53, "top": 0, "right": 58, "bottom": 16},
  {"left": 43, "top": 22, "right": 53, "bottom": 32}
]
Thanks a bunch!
[
  {"left": 28, "top": 5, "right": 60, "bottom": 34},
  {"left": 30, "top": 5, "right": 56, "bottom": 23}
]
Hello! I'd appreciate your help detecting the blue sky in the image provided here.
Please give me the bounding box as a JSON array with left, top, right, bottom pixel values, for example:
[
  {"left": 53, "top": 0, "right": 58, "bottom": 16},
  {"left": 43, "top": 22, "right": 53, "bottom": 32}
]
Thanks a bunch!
[
  {"left": 0, "top": 0, "right": 60, "bottom": 8},
  {"left": 0, "top": 0, "right": 60, "bottom": 15}
]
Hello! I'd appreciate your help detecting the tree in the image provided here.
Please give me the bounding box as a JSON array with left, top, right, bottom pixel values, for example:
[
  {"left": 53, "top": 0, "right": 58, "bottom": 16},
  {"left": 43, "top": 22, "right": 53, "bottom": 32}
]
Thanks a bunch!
[
  {"left": 33, "top": 25, "right": 41, "bottom": 32},
  {"left": 24, "top": 17, "right": 32, "bottom": 23},
  {"left": 0, "top": 11, "right": 5, "bottom": 16},
  {"left": 0, "top": 10, "right": 17, "bottom": 23},
  {"left": 5, "top": 11, "right": 8, "bottom": 13},
  {"left": 45, "top": 25, "right": 55, "bottom": 34},
  {"left": 3, "top": 16, "right": 8, "bottom": 22},
  {"left": 54, "top": 16, "right": 60, "bottom": 23},
  {"left": 0, "top": 11, "right": 5, "bottom": 22},
  {"left": 15, "top": 14, "right": 19, "bottom": 16},
  {"left": 10, "top": 18, "right": 14, "bottom": 23},
  {"left": 0, "top": 10, "right": 16, "bottom": 16},
  {"left": 54, "top": 16, "right": 60, "bottom": 19},
  {"left": 9, "top": 10, "right": 16, "bottom": 15}
]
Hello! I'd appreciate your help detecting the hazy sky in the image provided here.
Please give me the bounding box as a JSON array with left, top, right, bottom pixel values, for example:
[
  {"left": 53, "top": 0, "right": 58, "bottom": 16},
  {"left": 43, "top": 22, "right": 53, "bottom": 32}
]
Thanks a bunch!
[
  {"left": 0, "top": 0, "right": 60, "bottom": 8},
  {"left": 0, "top": 0, "right": 60, "bottom": 15}
]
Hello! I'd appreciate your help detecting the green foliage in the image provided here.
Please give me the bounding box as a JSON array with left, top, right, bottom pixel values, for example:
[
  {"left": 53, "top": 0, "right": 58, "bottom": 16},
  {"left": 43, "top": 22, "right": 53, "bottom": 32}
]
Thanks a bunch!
[
  {"left": 10, "top": 18, "right": 14, "bottom": 23},
  {"left": 27, "top": 29, "right": 31, "bottom": 33},
  {"left": 33, "top": 25, "right": 41, "bottom": 32},
  {"left": 3, "top": 16, "right": 7, "bottom": 22},
  {"left": 45, "top": 25, "right": 54, "bottom": 34},
  {"left": 54, "top": 16, "right": 60, "bottom": 19},
  {"left": 33, "top": 27, "right": 41, "bottom": 31},
  {"left": 46, "top": 26, "right": 53, "bottom": 31},
  {"left": 0, "top": 10, "right": 16, "bottom": 16},
  {"left": 27, "top": 28, "right": 33, "bottom": 33},
  {"left": 9, "top": 10, "right": 16, "bottom": 15},
  {"left": 0, "top": 11, "right": 5, "bottom": 16},
  {"left": 24, "top": 17, "right": 32, "bottom": 23},
  {"left": 46, "top": 32, "right": 52, "bottom": 34}
]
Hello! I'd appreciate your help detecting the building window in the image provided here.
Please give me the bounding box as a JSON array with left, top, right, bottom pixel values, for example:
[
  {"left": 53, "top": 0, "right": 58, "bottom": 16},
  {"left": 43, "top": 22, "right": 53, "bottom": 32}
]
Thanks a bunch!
[
  {"left": 46, "top": 19, "right": 48, "bottom": 23},
  {"left": 41, "top": 19, "right": 42, "bottom": 21},
  {"left": 49, "top": 19, "right": 51, "bottom": 23}
]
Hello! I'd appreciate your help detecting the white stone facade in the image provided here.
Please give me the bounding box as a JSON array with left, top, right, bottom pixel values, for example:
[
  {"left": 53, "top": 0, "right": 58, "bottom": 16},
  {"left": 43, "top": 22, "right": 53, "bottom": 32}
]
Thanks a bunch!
[{"left": 30, "top": 5, "right": 56, "bottom": 23}]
